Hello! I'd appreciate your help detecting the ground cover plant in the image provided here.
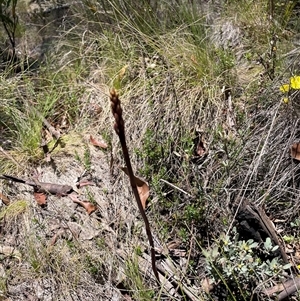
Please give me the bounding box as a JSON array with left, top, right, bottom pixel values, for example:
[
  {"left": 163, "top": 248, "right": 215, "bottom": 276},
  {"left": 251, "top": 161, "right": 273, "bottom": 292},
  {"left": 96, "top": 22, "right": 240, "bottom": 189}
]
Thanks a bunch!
[{"left": 1, "top": 0, "right": 300, "bottom": 300}]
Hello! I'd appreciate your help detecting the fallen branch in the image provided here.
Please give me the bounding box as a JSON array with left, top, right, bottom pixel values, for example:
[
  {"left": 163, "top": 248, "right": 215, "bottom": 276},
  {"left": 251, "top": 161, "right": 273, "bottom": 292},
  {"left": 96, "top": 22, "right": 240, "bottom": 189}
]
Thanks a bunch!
[
  {"left": 263, "top": 277, "right": 300, "bottom": 300},
  {"left": 0, "top": 174, "right": 73, "bottom": 195},
  {"left": 110, "top": 89, "right": 160, "bottom": 283}
]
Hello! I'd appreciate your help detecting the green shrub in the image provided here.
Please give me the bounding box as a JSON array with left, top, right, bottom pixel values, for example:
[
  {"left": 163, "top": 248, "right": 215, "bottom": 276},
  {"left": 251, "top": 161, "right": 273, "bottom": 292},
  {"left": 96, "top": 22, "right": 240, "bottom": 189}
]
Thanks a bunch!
[{"left": 203, "top": 228, "right": 291, "bottom": 300}]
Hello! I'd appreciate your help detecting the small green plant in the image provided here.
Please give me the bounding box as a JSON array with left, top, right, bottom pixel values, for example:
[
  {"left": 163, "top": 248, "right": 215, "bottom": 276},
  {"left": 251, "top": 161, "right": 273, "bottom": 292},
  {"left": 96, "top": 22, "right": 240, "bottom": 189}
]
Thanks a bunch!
[
  {"left": 135, "top": 129, "right": 165, "bottom": 176},
  {"left": 0, "top": 200, "right": 28, "bottom": 224},
  {"left": 290, "top": 218, "right": 300, "bottom": 228},
  {"left": 0, "top": 275, "right": 7, "bottom": 297},
  {"left": 125, "top": 255, "right": 155, "bottom": 301},
  {"left": 84, "top": 255, "right": 104, "bottom": 282},
  {"left": 181, "top": 134, "right": 194, "bottom": 158},
  {"left": 83, "top": 147, "right": 92, "bottom": 171},
  {"left": 134, "top": 245, "right": 143, "bottom": 256},
  {"left": 178, "top": 227, "right": 188, "bottom": 242},
  {"left": 95, "top": 238, "right": 105, "bottom": 249},
  {"left": 135, "top": 128, "right": 170, "bottom": 196},
  {"left": 203, "top": 228, "right": 291, "bottom": 300},
  {"left": 75, "top": 147, "right": 92, "bottom": 171},
  {"left": 85, "top": 188, "right": 96, "bottom": 205}
]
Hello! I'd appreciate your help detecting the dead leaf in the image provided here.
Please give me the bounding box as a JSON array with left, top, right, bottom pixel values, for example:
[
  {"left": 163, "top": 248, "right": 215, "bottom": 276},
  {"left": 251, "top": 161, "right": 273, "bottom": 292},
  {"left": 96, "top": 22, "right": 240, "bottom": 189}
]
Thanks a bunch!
[
  {"left": 123, "top": 295, "right": 133, "bottom": 301},
  {"left": 0, "top": 192, "right": 10, "bottom": 205},
  {"left": 201, "top": 277, "right": 214, "bottom": 294},
  {"left": 88, "top": 103, "right": 102, "bottom": 116},
  {"left": 75, "top": 200, "right": 97, "bottom": 215},
  {"left": 119, "top": 64, "right": 128, "bottom": 79},
  {"left": 69, "top": 194, "right": 97, "bottom": 215},
  {"left": 34, "top": 192, "right": 47, "bottom": 206},
  {"left": 137, "top": 182, "right": 149, "bottom": 210},
  {"left": 190, "top": 54, "right": 198, "bottom": 65},
  {"left": 49, "top": 228, "right": 65, "bottom": 246},
  {"left": 196, "top": 138, "right": 207, "bottom": 157},
  {"left": 120, "top": 166, "right": 150, "bottom": 210},
  {"left": 167, "top": 239, "right": 181, "bottom": 250},
  {"left": 90, "top": 135, "right": 108, "bottom": 149},
  {"left": 0, "top": 245, "right": 22, "bottom": 262},
  {"left": 291, "top": 143, "right": 300, "bottom": 161},
  {"left": 77, "top": 179, "right": 95, "bottom": 188},
  {"left": 44, "top": 153, "right": 52, "bottom": 163}
]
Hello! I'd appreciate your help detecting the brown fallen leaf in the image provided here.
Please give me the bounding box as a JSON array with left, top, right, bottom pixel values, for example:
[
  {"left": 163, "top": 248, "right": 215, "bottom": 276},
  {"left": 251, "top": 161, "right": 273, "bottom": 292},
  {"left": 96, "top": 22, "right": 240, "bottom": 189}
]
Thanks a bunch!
[
  {"left": 190, "top": 54, "right": 198, "bottom": 65},
  {"left": 291, "top": 143, "right": 300, "bottom": 161},
  {"left": 90, "top": 135, "right": 108, "bottom": 149},
  {"left": 119, "top": 64, "right": 128, "bottom": 77},
  {"left": 0, "top": 192, "right": 10, "bottom": 205},
  {"left": 34, "top": 192, "right": 47, "bottom": 206},
  {"left": 120, "top": 166, "right": 150, "bottom": 210},
  {"left": 49, "top": 228, "right": 65, "bottom": 246},
  {"left": 69, "top": 194, "right": 97, "bottom": 215},
  {"left": 201, "top": 277, "right": 214, "bottom": 294},
  {"left": 77, "top": 179, "right": 95, "bottom": 188},
  {"left": 74, "top": 200, "right": 97, "bottom": 215},
  {"left": 196, "top": 138, "right": 207, "bottom": 157},
  {"left": 123, "top": 295, "right": 133, "bottom": 301},
  {"left": 88, "top": 103, "right": 102, "bottom": 116}
]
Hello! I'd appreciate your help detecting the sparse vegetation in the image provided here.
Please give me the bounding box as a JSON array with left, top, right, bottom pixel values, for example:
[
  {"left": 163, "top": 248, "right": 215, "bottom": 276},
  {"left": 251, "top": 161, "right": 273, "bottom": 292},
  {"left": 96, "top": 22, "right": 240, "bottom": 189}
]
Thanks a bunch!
[{"left": 1, "top": 0, "right": 300, "bottom": 300}]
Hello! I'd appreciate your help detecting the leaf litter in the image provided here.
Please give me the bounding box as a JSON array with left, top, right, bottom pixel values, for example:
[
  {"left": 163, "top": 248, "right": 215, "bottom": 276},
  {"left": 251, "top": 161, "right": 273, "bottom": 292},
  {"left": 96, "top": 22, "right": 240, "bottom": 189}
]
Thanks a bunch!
[
  {"left": 0, "top": 137, "right": 139, "bottom": 300},
  {"left": 0, "top": 173, "right": 97, "bottom": 214}
]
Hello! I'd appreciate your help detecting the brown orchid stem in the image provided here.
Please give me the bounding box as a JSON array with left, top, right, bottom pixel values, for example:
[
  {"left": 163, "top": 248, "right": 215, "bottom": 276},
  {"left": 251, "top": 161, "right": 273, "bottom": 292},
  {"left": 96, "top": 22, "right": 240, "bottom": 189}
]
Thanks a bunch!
[{"left": 110, "top": 89, "right": 160, "bottom": 283}]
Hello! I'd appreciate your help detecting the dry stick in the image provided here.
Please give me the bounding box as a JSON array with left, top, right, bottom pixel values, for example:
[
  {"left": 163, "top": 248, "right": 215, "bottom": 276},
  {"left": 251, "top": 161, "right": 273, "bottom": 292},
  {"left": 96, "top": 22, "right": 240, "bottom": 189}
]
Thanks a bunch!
[
  {"left": 160, "top": 179, "right": 192, "bottom": 197},
  {"left": 110, "top": 89, "right": 160, "bottom": 283}
]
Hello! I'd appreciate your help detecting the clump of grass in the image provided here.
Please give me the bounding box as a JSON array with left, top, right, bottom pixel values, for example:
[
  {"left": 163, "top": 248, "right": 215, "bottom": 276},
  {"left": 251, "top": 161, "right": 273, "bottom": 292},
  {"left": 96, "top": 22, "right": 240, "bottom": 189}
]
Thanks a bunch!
[
  {"left": 124, "top": 253, "right": 155, "bottom": 301},
  {"left": 0, "top": 200, "right": 28, "bottom": 221}
]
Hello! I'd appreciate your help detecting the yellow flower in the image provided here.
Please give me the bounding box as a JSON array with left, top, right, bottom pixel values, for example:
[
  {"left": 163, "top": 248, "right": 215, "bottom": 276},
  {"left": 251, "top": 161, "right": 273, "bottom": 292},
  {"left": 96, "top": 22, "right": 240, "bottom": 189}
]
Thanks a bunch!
[
  {"left": 282, "top": 97, "right": 289, "bottom": 104},
  {"left": 290, "top": 76, "right": 300, "bottom": 90},
  {"left": 280, "top": 84, "right": 290, "bottom": 93}
]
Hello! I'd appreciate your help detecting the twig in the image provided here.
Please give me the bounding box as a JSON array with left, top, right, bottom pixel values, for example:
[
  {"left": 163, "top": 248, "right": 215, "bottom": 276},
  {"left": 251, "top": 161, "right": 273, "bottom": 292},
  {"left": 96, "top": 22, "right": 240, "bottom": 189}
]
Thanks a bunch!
[
  {"left": 160, "top": 179, "right": 192, "bottom": 197},
  {"left": 263, "top": 277, "right": 300, "bottom": 300},
  {"left": 110, "top": 89, "right": 160, "bottom": 283},
  {"left": 155, "top": 259, "right": 199, "bottom": 301},
  {"left": 41, "top": 116, "right": 61, "bottom": 140},
  {"left": 27, "top": 102, "right": 60, "bottom": 140}
]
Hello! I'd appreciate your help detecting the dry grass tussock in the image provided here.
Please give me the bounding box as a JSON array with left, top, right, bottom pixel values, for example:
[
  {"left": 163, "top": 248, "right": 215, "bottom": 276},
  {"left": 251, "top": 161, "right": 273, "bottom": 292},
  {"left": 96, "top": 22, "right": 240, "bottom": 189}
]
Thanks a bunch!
[{"left": 1, "top": 0, "right": 300, "bottom": 300}]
